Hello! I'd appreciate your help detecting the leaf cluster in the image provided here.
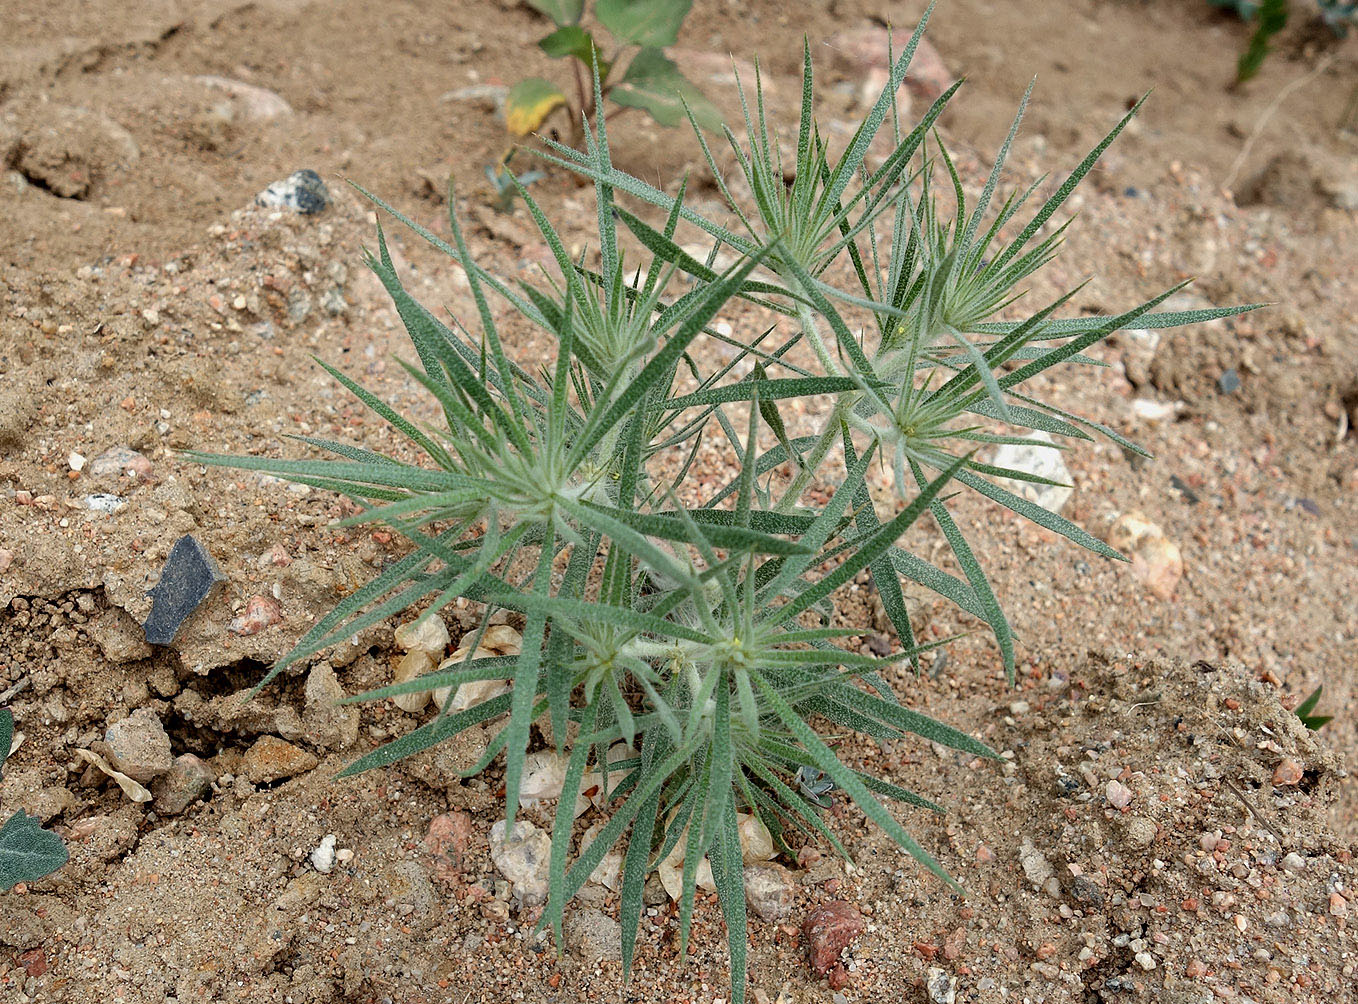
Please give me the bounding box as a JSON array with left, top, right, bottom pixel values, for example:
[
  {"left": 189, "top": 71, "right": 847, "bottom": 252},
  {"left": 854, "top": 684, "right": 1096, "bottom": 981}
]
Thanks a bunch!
[
  {"left": 506, "top": 0, "right": 720, "bottom": 139},
  {"left": 190, "top": 8, "right": 1258, "bottom": 1000}
]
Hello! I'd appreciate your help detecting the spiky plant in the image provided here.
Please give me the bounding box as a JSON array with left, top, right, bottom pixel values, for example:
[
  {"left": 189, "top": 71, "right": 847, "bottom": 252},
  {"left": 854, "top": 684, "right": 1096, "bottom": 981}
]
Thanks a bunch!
[{"left": 185, "top": 6, "right": 1257, "bottom": 1000}]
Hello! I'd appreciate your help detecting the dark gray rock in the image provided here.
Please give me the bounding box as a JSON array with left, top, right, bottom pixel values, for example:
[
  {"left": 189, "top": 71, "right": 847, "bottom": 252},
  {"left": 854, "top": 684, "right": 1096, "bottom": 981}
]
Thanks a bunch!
[
  {"left": 143, "top": 535, "right": 225, "bottom": 645},
  {"left": 256, "top": 169, "right": 330, "bottom": 214}
]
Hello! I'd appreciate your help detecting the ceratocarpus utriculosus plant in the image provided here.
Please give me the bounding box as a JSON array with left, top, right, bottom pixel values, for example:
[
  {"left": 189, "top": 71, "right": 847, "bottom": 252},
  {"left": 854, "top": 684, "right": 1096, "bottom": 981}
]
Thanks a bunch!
[{"left": 186, "top": 6, "right": 1258, "bottom": 999}]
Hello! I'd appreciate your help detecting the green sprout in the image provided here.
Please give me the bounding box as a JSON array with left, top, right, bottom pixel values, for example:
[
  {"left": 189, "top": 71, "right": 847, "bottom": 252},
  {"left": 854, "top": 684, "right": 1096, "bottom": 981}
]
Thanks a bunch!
[{"left": 1295, "top": 685, "right": 1333, "bottom": 730}]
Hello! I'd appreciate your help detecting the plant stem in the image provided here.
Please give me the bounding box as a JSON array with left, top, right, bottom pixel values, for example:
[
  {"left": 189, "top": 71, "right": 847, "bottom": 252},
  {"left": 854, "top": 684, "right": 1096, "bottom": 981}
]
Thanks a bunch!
[
  {"left": 794, "top": 299, "right": 840, "bottom": 377},
  {"left": 773, "top": 397, "right": 852, "bottom": 513},
  {"left": 769, "top": 299, "right": 852, "bottom": 513}
]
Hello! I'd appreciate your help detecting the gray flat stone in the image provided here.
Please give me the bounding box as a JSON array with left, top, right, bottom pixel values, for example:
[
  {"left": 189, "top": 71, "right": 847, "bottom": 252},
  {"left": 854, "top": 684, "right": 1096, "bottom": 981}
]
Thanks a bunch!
[{"left": 143, "top": 535, "right": 225, "bottom": 645}]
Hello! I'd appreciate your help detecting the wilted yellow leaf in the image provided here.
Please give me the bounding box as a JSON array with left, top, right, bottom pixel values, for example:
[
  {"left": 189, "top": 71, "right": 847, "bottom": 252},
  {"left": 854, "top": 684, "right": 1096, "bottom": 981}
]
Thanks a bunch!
[{"left": 506, "top": 78, "right": 568, "bottom": 136}]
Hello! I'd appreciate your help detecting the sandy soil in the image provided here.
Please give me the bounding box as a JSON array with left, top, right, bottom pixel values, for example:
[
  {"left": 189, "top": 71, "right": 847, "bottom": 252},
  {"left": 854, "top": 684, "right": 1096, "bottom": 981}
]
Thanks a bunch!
[{"left": 1, "top": 1, "right": 1356, "bottom": 1002}]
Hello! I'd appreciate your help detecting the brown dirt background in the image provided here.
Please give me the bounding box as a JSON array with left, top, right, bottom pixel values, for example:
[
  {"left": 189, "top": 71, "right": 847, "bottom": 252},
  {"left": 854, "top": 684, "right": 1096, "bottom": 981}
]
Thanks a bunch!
[{"left": 1, "top": 1, "right": 1356, "bottom": 1002}]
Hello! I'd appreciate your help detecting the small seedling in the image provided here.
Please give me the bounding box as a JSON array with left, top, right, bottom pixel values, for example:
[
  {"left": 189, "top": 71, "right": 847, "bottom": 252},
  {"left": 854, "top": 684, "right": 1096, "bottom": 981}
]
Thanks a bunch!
[
  {"left": 1294, "top": 685, "right": 1333, "bottom": 730},
  {"left": 1210, "top": 0, "right": 1356, "bottom": 81},
  {"left": 485, "top": 152, "right": 545, "bottom": 212},
  {"left": 0, "top": 709, "right": 69, "bottom": 892},
  {"left": 506, "top": 0, "right": 720, "bottom": 141}
]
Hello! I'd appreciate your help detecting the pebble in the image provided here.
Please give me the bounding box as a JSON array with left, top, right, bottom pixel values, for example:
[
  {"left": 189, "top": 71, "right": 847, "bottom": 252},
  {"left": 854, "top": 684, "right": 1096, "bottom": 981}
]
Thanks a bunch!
[
  {"left": 18, "top": 948, "right": 46, "bottom": 978},
  {"left": 738, "top": 814, "right": 776, "bottom": 863},
  {"left": 311, "top": 834, "right": 337, "bottom": 873},
  {"left": 82, "top": 493, "right": 127, "bottom": 514},
  {"left": 241, "top": 736, "right": 318, "bottom": 783},
  {"left": 1118, "top": 328, "right": 1160, "bottom": 386},
  {"left": 990, "top": 431, "right": 1073, "bottom": 514},
  {"left": 827, "top": 25, "right": 953, "bottom": 104},
  {"left": 802, "top": 901, "right": 863, "bottom": 974},
  {"left": 1106, "top": 779, "right": 1133, "bottom": 810},
  {"left": 1122, "top": 815, "right": 1156, "bottom": 850},
  {"left": 425, "top": 811, "right": 473, "bottom": 882},
  {"left": 194, "top": 76, "right": 293, "bottom": 120},
  {"left": 1272, "top": 758, "right": 1303, "bottom": 787},
  {"left": 517, "top": 750, "right": 568, "bottom": 807},
  {"left": 390, "top": 650, "right": 434, "bottom": 713},
  {"left": 1018, "top": 837, "right": 1055, "bottom": 887},
  {"left": 563, "top": 907, "right": 622, "bottom": 962},
  {"left": 1281, "top": 852, "right": 1305, "bottom": 872},
  {"left": 150, "top": 753, "right": 216, "bottom": 815},
  {"left": 89, "top": 445, "right": 153, "bottom": 479},
  {"left": 302, "top": 662, "right": 358, "bottom": 751},
  {"left": 0, "top": 548, "right": 12, "bottom": 574},
  {"left": 228, "top": 594, "right": 283, "bottom": 635},
  {"left": 926, "top": 966, "right": 957, "bottom": 1004},
  {"left": 1135, "top": 951, "right": 1156, "bottom": 971},
  {"left": 434, "top": 624, "right": 521, "bottom": 710},
  {"left": 394, "top": 615, "right": 449, "bottom": 656},
  {"left": 489, "top": 819, "right": 551, "bottom": 906},
  {"left": 1107, "top": 512, "right": 1184, "bottom": 600},
  {"left": 743, "top": 862, "right": 796, "bottom": 922},
  {"left": 256, "top": 169, "right": 330, "bottom": 214},
  {"left": 657, "top": 812, "right": 773, "bottom": 900},
  {"left": 104, "top": 707, "right": 174, "bottom": 782},
  {"left": 1131, "top": 398, "right": 1185, "bottom": 424},
  {"left": 142, "top": 535, "right": 226, "bottom": 645},
  {"left": 1217, "top": 368, "right": 1241, "bottom": 394},
  {"left": 68, "top": 451, "right": 86, "bottom": 472}
]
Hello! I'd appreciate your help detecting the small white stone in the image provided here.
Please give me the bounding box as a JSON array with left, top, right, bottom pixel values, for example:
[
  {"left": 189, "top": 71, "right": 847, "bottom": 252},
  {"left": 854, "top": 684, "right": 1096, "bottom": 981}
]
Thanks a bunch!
[
  {"left": 927, "top": 966, "right": 958, "bottom": 1004},
  {"left": 1131, "top": 398, "right": 1184, "bottom": 424},
  {"left": 69, "top": 451, "right": 86, "bottom": 472},
  {"left": 1106, "top": 779, "right": 1133, "bottom": 810},
  {"left": 1281, "top": 852, "right": 1306, "bottom": 872},
  {"left": 490, "top": 819, "right": 551, "bottom": 906},
  {"left": 1018, "top": 837, "right": 1055, "bottom": 887},
  {"left": 517, "top": 751, "right": 568, "bottom": 807},
  {"left": 990, "top": 432, "right": 1072, "bottom": 514},
  {"left": 1134, "top": 951, "right": 1156, "bottom": 971},
  {"left": 738, "top": 813, "right": 775, "bottom": 863},
  {"left": 311, "top": 833, "right": 337, "bottom": 873},
  {"left": 394, "top": 615, "right": 449, "bottom": 657}
]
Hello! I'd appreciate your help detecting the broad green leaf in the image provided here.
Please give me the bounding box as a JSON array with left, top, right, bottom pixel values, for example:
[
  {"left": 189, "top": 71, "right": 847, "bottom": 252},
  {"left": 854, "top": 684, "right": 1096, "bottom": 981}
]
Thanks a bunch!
[
  {"left": 597, "top": 0, "right": 691, "bottom": 47},
  {"left": 610, "top": 49, "right": 721, "bottom": 129},
  {"left": 527, "top": 0, "right": 584, "bottom": 27},
  {"left": 538, "top": 26, "right": 607, "bottom": 75},
  {"left": 0, "top": 810, "right": 68, "bottom": 891},
  {"left": 506, "top": 78, "right": 568, "bottom": 136}
]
